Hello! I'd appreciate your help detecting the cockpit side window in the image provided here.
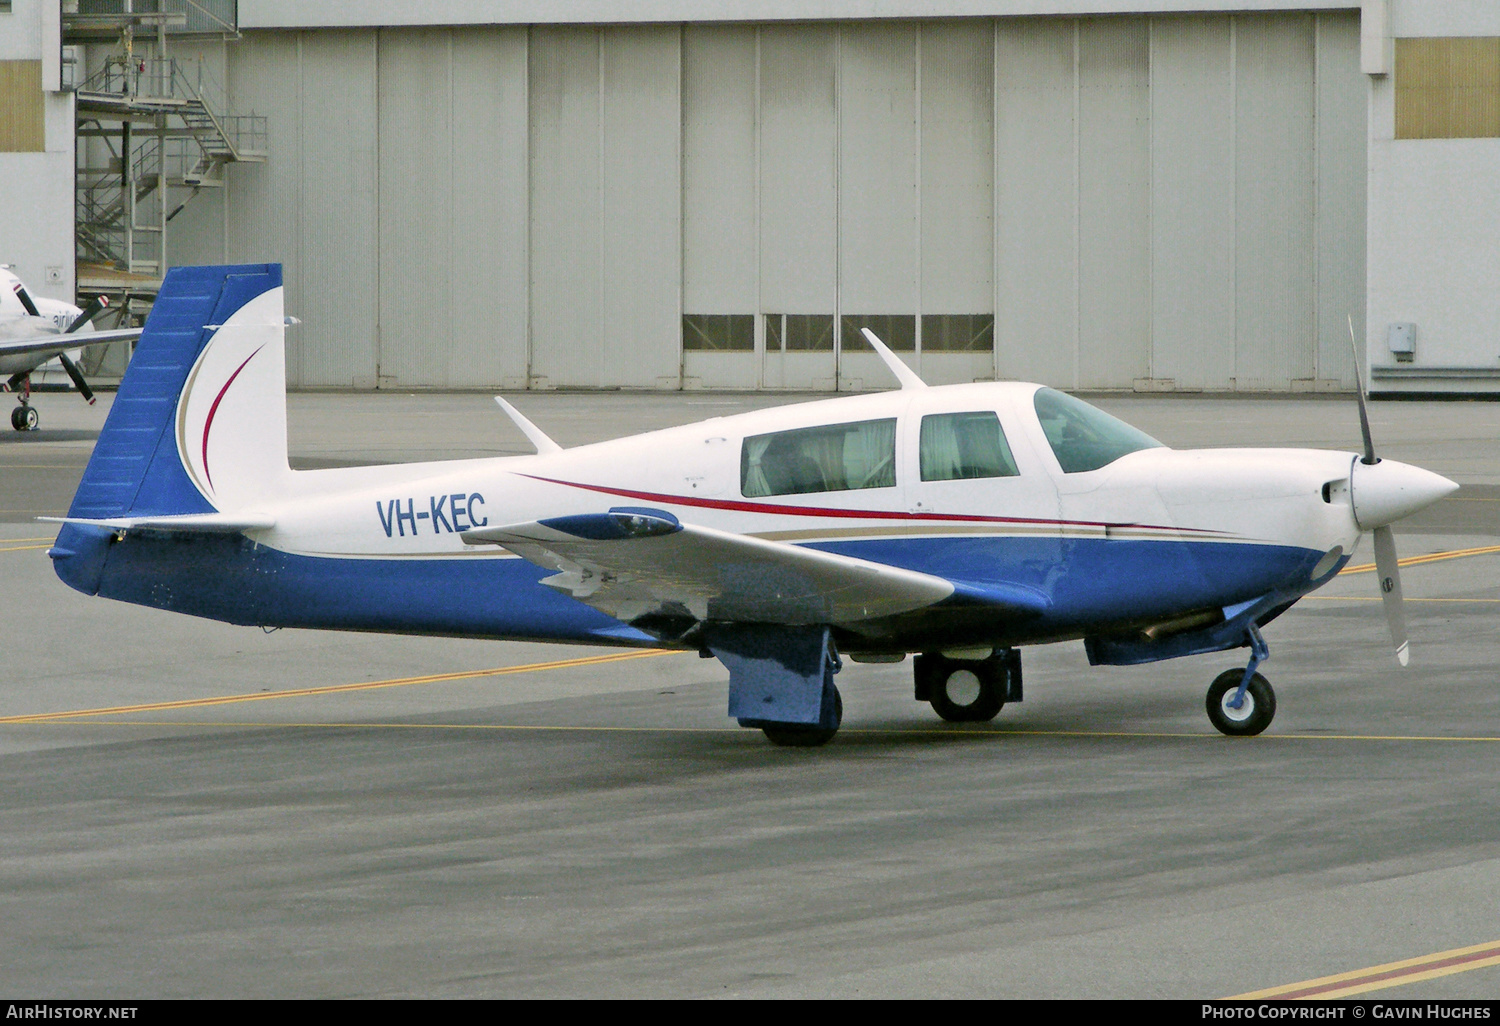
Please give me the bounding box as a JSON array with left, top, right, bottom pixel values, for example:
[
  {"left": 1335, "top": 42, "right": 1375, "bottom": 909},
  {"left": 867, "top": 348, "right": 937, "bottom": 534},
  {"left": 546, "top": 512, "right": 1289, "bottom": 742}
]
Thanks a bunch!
[
  {"left": 919, "top": 411, "right": 1019, "bottom": 482},
  {"left": 1032, "top": 388, "right": 1164, "bottom": 473},
  {"left": 742, "top": 418, "right": 897, "bottom": 497}
]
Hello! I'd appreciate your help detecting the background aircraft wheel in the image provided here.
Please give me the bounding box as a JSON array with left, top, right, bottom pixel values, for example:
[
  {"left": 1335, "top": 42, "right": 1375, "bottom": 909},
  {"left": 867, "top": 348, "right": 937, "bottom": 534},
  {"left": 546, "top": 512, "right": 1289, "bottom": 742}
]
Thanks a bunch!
[
  {"left": 1206, "top": 670, "right": 1276, "bottom": 737},
  {"left": 761, "top": 687, "right": 842, "bottom": 748},
  {"left": 12, "top": 405, "right": 37, "bottom": 431},
  {"left": 929, "top": 661, "right": 1005, "bottom": 722}
]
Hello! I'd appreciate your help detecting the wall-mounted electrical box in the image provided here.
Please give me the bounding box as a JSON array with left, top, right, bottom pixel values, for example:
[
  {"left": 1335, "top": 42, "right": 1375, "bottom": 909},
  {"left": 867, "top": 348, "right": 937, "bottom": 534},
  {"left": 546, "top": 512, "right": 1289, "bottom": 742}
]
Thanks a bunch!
[{"left": 1388, "top": 322, "right": 1417, "bottom": 363}]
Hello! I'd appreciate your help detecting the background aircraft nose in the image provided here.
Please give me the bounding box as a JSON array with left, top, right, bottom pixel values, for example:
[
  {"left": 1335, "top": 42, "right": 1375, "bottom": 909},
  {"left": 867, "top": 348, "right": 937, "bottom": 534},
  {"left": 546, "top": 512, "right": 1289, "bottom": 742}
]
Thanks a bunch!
[{"left": 1349, "top": 458, "right": 1459, "bottom": 530}]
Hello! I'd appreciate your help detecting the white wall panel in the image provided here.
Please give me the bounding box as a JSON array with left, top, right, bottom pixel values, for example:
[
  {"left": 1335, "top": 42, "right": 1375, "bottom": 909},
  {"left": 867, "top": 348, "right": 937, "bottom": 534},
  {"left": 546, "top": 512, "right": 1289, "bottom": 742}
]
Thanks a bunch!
[
  {"left": 601, "top": 26, "right": 682, "bottom": 388},
  {"left": 839, "top": 22, "right": 917, "bottom": 313},
  {"left": 1234, "top": 14, "right": 1316, "bottom": 389},
  {"left": 759, "top": 24, "right": 838, "bottom": 388},
  {"left": 225, "top": 33, "right": 310, "bottom": 382},
  {"left": 528, "top": 27, "right": 602, "bottom": 387},
  {"left": 449, "top": 28, "right": 530, "bottom": 388},
  {"left": 759, "top": 25, "right": 838, "bottom": 314},
  {"left": 838, "top": 22, "right": 917, "bottom": 388},
  {"left": 995, "top": 19, "right": 1077, "bottom": 386},
  {"left": 300, "top": 32, "right": 379, "bottom": 387},
  {"left": 1314, "top": 11, "right": 1364, "bottom": 387},
  {"left": 1077, "top": 18, "right": 1151, "bottom": 389},
  {"left": 920, "top": 20, "right": 993, "bottom": 316},
  {"left": 920, "top": 20, "right": 995, "bottom": 385},
  {"left": 378, "top": 29, "right": 453, "bottom": 390},
  {"left": 682, "top": 25, "right": 757, "bottom": 315},
  {"left": 1150, "top": 15, "right": 1235, "bottom": 390}
]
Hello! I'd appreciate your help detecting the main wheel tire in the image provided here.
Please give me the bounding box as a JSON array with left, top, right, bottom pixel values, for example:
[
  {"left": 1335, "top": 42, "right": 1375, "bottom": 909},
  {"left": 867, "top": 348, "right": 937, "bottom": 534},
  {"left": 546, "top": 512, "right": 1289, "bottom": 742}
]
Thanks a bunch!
[
  {"left": 929, "top": 662, "right": 1005, "bottom": 722},
  {"left": 761, "top": 687, "right": 842, "bottom": 748},
  {"left": 1206, "top": 669, "right": 1276, "bottom": 737},
  {"left": 12, "top": 405, "right": 36, "bottom": 431}
]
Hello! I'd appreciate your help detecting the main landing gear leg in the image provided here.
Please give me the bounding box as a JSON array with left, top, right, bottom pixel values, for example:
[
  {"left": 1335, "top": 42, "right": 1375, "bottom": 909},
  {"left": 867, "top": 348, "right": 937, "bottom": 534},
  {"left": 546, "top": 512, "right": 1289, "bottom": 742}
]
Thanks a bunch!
[
  {"left": 1205, "top": 623, "right": 1276, "bottom": 737},
  {"left": 7, "top": 374, "right": 37, "bottom": 432},
  {"left": 708, "top": 624, "right": 844, "bottom": 747}
]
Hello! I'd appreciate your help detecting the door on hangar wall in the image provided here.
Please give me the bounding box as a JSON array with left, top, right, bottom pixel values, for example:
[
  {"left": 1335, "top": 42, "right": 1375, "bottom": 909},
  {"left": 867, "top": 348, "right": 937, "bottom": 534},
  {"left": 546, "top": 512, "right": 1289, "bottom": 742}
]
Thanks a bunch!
[
  {"left": 681, "top": 13, "right": 1363, "bottom": 392},
  {"left": 992, "top": 11, "right": 1365, "bottom": 393},
  {"left": 682, "top": 21, "right": 998, "bottom": 391}
]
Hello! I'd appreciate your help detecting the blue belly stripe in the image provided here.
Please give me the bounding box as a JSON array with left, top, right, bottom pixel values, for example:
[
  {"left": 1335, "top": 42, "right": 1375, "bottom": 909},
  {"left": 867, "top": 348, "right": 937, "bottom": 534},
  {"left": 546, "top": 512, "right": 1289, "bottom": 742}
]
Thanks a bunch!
[{"left": 58, "top": 529, "right": 1324, "bottom": 649}]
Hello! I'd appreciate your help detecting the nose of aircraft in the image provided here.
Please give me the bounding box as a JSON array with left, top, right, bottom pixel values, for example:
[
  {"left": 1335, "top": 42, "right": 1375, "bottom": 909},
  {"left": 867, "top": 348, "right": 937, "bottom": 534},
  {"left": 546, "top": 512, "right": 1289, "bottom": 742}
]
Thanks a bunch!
[{"left": 1349, "top": 457, "right": 1459, "bottom": 530}]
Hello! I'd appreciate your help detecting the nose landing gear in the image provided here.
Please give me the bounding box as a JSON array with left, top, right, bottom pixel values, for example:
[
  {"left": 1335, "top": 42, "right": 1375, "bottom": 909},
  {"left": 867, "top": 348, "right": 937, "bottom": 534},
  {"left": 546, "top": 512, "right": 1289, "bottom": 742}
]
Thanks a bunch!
[{"left": 1206, "top": 623, "right": 1276, "bottom": 736}]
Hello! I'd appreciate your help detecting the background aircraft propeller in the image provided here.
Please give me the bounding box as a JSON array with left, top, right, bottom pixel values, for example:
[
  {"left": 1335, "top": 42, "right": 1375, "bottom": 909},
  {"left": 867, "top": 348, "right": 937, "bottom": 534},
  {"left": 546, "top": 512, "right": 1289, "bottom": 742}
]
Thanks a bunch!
[{"left": 12, "top": 281, "right": 42, "bottom": 318}]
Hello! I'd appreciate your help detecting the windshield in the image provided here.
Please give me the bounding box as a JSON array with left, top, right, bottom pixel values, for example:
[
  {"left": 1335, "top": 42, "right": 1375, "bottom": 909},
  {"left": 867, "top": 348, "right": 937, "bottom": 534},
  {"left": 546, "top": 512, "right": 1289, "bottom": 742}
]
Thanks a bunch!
[{"left": 1032, "top": 388, "right": 1164, "bottom": 473}]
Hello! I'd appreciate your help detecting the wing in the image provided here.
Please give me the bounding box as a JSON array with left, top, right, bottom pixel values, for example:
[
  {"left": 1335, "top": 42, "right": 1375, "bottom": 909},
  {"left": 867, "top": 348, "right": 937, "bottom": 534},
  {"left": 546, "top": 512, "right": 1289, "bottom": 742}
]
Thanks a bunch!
[
  {"left": 0, "top": 327, "right": 143, "bottom": 360},
  {"left": 463, "top": 506, "right": 957, "bottom": 628}
]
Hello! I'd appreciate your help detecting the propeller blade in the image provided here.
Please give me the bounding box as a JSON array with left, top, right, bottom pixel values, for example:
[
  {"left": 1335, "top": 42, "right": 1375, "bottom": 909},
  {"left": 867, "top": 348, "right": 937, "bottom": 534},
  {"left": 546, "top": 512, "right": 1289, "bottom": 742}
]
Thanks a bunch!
[
  {"left": 1372, "top": 524, "right": 1409, "bottom": 667},
  {"left": 12, "top": 281, "right": 41, "bottom": 319},
  {"left": 1347, "top": 314, "right": 1377, "bottom": 465},
  {"left": 56, "top": 353, "right": 96, "bottom": 405},
  {"left": 65, "top": 296, "right": 109, "bottom": 334}
]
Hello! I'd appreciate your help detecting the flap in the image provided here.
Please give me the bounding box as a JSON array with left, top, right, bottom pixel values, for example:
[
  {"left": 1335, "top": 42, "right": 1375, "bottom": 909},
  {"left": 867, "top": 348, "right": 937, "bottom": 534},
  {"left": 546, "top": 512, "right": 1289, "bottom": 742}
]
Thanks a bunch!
[{"left": 463, "top": 506, "right": 956, "bottom": 627}]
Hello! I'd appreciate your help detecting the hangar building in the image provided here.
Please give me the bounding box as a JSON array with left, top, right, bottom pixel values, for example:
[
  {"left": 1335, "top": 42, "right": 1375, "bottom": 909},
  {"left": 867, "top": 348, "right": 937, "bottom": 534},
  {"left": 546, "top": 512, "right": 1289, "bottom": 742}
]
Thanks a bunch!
[{"left": 3, "top": 1, "right": 1498, "bottom": 395}]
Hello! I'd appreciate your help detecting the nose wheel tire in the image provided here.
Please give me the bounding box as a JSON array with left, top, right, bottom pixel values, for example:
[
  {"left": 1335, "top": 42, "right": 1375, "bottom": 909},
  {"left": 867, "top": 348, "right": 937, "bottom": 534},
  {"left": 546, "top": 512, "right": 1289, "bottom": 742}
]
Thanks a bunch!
[
  {"left": 1206, "top": 670, "right": 1276, "bottom": 737},
  {"left": 761, "top": 686, "right": 842, "bottom": 748},
  {"left": 922, "top": 656, "right": 1007, "bottom": 722},
  {"left": 11, "top": 405, "right": 37, "bottom": 431}
]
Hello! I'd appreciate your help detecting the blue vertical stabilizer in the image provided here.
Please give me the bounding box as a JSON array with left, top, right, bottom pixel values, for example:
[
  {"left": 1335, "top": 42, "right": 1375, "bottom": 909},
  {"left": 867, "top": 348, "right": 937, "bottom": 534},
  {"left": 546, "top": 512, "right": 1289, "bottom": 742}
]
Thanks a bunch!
[{"left": 52, "top": 264, "right": 281, "bottom": 595}]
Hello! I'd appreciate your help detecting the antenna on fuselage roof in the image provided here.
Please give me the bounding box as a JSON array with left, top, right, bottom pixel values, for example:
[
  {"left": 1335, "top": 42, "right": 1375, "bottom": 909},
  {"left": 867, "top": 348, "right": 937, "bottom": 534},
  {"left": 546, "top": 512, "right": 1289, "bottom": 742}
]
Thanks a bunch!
[
  {"left": 494, "top": 395, "right": 563, "bottom": 455},
  {"left": 860, "top": 327, "right": 927, "bottom": 391}
]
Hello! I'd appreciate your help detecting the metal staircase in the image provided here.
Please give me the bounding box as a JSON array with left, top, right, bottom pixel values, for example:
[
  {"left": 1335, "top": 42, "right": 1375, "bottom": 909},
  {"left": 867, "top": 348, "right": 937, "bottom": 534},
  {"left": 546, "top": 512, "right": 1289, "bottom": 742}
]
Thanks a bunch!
[{"left": 74, "top": 55, "right": 265, "bottom": 278}]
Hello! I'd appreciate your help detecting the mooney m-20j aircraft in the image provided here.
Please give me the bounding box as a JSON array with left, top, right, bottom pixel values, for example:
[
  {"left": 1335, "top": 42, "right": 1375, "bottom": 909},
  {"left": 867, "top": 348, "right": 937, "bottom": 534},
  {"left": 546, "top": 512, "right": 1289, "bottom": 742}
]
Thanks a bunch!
[
  {"left": 48, "top": 264, "right": 1457, "bottom": 745},
  {"left": 0, "top": 266, "right": 142, "bottom": 431}
]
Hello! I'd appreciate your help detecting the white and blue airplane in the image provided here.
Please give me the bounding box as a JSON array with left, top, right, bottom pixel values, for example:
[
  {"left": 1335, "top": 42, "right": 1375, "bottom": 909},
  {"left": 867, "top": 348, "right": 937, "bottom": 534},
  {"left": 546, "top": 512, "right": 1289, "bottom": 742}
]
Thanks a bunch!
[
  {"left": 0, "top": 265, "right": 142, "bottom": 431},
  {"left": 47, "top": 264, "right": 1457, "bottom": 745}
]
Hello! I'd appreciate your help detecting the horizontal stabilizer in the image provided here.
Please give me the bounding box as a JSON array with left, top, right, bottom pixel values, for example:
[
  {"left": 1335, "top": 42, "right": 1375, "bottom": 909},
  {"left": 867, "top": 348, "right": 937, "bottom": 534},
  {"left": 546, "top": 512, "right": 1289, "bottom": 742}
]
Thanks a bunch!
[
  {"left": 0, "top": 327, "right": 142, "bottom": 359},
  {"left": 41, "top": 511, "right": 275, "bottom": 533},
  {"left": 463, "top": 506, "right": 954, "bottom": 627}
]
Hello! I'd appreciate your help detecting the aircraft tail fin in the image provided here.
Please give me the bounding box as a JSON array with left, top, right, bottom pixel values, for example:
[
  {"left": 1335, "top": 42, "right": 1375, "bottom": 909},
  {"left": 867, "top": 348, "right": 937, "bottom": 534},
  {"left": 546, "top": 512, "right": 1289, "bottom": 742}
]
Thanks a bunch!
[{"left": 64, "top": 263, "right": 291, "bottom": 522}]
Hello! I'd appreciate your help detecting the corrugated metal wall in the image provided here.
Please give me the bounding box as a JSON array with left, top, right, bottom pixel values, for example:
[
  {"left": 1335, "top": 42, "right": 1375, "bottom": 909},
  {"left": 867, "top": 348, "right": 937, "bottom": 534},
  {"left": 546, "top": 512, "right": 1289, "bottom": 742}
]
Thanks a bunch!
[{"left": 207, "top": 14, "right": 1364, "bottom": 391}]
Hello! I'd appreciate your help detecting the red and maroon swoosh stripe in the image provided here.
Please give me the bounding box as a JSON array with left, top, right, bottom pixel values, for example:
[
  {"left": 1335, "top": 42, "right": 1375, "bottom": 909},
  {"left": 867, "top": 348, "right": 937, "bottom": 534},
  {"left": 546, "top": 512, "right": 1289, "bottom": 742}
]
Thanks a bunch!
[
  {"left": 517, "top": 473, "right": 1220, "bottom": 535},
  {"left": 201, "top": 344, "right": 265, "bottom": 492}
]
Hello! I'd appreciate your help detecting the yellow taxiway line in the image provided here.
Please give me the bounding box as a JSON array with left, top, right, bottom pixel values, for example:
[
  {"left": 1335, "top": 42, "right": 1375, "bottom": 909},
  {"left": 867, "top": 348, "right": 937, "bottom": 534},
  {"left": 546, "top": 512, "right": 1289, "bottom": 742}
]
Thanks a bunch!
[
  {"left": 0, "top": 542, "right": 53, "bottom": 553},
  {"left": 0, "top": 648, "right": 680, "bottom": 725},
  {"left": 1341, "top": 542, "right": 1500, "bottom": 575},
  {"left": 1231, "top": 939, "right": 1500, "bottom": 999}
]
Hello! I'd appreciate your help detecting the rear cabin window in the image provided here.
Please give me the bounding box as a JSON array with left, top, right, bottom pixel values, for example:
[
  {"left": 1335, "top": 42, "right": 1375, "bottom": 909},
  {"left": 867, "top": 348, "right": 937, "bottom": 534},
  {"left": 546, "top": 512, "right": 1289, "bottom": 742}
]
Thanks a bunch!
[
  {"left": 920, "top": 411, "right": 1019, "bottom": 481},
  {"left": 1032, "top": 387, "right": 1163, "bottom": 473},
  {"left": 742, "top": 419, "right": 897, "bottom": 497}
]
